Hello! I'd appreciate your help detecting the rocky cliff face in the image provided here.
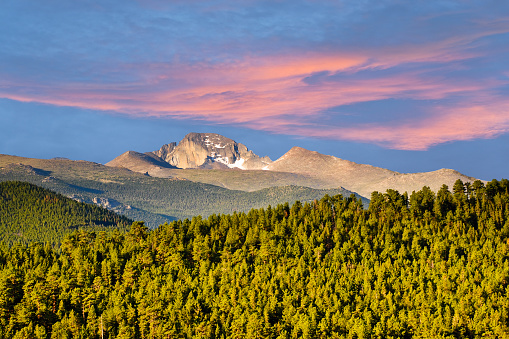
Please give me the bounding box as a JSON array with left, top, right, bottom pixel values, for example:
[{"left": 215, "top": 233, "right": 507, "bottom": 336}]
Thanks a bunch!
[
  {"left": 151, "top": 142, "right": 176, "bottom": 163},
  {"left": 150, "top": 133, "right": 272, "bottom": 169}
]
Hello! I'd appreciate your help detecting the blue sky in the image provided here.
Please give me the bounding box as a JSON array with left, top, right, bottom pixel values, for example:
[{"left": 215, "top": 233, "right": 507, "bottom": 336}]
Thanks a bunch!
[{"left": 1, "top": 0, "right": 508, "bottom": 180}]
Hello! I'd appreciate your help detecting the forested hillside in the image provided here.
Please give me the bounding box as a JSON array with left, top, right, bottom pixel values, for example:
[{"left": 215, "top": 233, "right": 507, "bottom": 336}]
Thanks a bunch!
[
  {"left": 0, "top": 179, "right": 508, "bottom": 338},
  {"left": 0, "top": 155, "right": 362, "bottom": 227},
  {"left": 0, "top": 181, "right": 131, "bottom": 245}
]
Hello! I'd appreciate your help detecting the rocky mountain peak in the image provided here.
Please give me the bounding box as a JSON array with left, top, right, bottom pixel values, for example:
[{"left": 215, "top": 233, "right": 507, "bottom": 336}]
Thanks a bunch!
[{"left": 151, "top": 133, "right": 272, "bottom": 170}]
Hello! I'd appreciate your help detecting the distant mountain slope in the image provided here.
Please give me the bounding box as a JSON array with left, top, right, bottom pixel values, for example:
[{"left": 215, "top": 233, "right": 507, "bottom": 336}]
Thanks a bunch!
[
  {"left": 0, "top": 154, "right": 360, "bottom": 227},
  {"left": 0, "top": 181, "right": 131, "bottom": 245},
  {"left": 368, "top": 168, "right": 479, "bottom": 197},
  {"left": 266, "top": 147, "right": 480, "bottom": 198},
  {"left": 139, "top": 168, "right": 330, "bottom": 191},
  {"left": 265, "top": 146, "right": 397, "bottom": 196}
]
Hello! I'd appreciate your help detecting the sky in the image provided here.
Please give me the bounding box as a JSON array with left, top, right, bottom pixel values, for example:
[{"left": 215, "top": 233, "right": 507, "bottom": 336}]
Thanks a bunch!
[{"left": 0, "top": 0, "right": 508, "bottom": 181}]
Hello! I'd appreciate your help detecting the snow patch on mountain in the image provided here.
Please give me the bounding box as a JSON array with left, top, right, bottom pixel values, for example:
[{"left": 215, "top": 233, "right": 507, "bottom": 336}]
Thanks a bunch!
[{"left": 211, "top": 154, "right": 246, "bottom": 169}]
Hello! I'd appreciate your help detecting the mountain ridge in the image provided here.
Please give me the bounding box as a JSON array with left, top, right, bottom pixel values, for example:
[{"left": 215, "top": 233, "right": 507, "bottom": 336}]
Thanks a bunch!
[
  {"left": 266, "top": 146, "right": 479, "bottom": 198},
  {"left": 106, "top": 133, "right": 481, "bottom": 198}
]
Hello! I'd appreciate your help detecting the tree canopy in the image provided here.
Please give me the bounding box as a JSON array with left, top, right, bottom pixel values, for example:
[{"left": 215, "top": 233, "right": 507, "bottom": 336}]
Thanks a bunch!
[{"left": 0, "top": 179, "right": 508, "bottom": 338}]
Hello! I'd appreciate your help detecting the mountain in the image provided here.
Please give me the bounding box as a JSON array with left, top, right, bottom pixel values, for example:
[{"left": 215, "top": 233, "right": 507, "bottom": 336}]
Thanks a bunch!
[
  {"left": 266, "top": 146, "right": 480, "bottom": 198},
  {"left": 0, "top": 154, "right": 359, "bottom": 227},
  {"left": 149, "top": 132, "right": 272, "bottom": 169},
  {"left": 0, "top": 181, "right": 131, "bottom": 245},
  {"left": 106, "top": 150, "right": 176, "bottom": 174},
  {"left": 265, "top": 146, "right": 396, "bottom": 197},
  {"left": 107, "top": 133, "right": 482, "bottom": 198}
]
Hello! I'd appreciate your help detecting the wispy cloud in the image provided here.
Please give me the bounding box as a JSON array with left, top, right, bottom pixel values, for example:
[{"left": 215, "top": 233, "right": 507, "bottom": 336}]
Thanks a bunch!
[
  {"left": 1, "top": 0, "right": 508, "bottom": 150},
  {"left": 277, "top": 102, "right": 509, "bottom": 150}
]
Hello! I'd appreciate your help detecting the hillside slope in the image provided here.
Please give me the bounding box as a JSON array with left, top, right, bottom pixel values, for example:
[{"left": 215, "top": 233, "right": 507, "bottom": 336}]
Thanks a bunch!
[
  {"left": 0, "top": 181, "right": 131, "bottom": 245},
  {"left": 106, "top": 150, "right": 176, "bottom": 173}
]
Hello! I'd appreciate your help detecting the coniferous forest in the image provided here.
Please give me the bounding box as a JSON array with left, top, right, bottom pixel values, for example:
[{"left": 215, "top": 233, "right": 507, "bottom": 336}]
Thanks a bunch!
[
  {"left": 0, "top": 179, "right": 508, "bottom": 338},
  {"left": 0, "top": 181, "right": 131, "bottom": 246}
]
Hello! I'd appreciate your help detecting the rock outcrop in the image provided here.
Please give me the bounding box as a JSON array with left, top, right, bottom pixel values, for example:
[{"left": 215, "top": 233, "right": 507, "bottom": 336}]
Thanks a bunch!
[{"left": 151, "top": 142, "right": 176, "bottom": 163}]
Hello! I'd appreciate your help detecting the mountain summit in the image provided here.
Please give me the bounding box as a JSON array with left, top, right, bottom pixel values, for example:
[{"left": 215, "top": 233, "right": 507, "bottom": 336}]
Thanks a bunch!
[{"left": 151, "top": 133, "right": 272, "bottom": 170}]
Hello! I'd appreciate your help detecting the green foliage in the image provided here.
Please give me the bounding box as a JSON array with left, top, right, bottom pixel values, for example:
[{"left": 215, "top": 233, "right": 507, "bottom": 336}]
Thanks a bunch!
[
  {"left": 0, "top": 179, "right": 508, "bottom": 338},
  {"left": 0, "top": 181, "right": 131, "bottom": 245}
]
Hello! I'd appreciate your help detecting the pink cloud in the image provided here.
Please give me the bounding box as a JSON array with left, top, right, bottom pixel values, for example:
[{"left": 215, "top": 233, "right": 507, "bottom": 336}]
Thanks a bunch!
[
  {"left": 1, "top": 28, "right": 509, "bottom": 150},
  {"left": 272, "top": 101, "right": 509, "bottom": 150}
]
